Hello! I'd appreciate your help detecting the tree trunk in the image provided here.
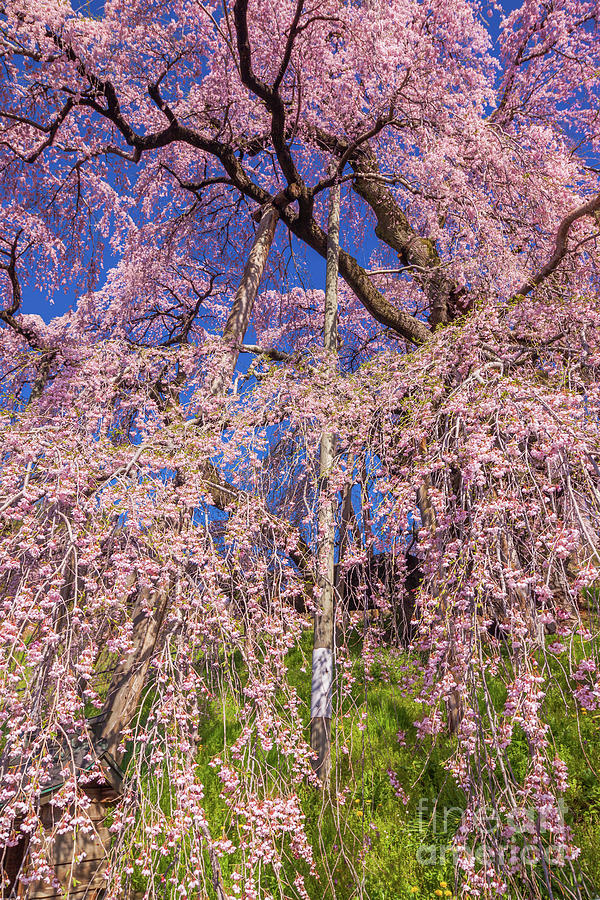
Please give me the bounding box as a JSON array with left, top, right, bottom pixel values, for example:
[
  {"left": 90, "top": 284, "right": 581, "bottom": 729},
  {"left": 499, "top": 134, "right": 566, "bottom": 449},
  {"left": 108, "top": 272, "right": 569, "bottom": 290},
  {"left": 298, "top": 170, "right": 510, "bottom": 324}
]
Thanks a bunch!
[
  {"left": 211, "top": 204, "right": 279, "bottom": 396},
  {"left": 310, "top": 177, "right": 340, "bottom": 783},
  {"left": 416, "top": 481, "right": 462, "bottom": 734},
  {"left": 97, "top": 582, "right": 171, "bottom": 766}
]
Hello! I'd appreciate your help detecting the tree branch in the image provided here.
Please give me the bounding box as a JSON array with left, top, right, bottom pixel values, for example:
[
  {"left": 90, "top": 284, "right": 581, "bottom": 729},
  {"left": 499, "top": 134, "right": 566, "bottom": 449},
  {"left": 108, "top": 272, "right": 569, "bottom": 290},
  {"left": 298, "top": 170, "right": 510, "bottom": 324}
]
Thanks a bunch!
[
  {"left": 239, "top": 343, "right": 294, "bottom": 362},
  {"left": 1, "top": 32, "right": 431, "bottom": 346},
  {"left": 311, "top": 128, "right": 464, "bottom": 327},
  {"left": 0, "top": 233, "right": 57, "bottom": 399},
  {"left": 512, "top": 191, "right": 600, "bottom": 301},
  {"left": 233, "top": 0, "right": 302, "bottom": 190}
]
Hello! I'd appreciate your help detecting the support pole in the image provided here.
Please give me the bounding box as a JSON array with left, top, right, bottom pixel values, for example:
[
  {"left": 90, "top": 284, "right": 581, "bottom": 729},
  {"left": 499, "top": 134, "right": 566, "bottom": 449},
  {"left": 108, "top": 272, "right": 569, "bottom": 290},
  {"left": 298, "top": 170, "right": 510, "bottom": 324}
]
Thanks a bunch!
[
  {"left": 211, "top": 204, "right": 280, "bottom": 396},
  {"left": 210, "top": 184, "right": 300, "bottom": 396},
  {"left": 310, "top": 174, "right": 340, "bottom": 783}
]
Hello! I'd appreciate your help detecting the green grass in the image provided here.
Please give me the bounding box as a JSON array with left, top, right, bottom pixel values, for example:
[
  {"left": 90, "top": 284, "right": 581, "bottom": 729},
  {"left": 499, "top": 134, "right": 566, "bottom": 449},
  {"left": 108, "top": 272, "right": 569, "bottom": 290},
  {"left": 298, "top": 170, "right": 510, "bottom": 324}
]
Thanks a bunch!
[{"left": 108, "top": 625, "right": 600, "bottom": 899}]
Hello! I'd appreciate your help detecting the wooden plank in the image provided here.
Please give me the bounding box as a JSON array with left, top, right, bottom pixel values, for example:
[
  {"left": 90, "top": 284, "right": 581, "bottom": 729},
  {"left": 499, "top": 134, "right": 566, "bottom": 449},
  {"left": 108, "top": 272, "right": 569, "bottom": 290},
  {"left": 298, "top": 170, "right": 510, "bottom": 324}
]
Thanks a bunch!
[{"left": 26, "top": 797, "right": 114, "bottom": 899}]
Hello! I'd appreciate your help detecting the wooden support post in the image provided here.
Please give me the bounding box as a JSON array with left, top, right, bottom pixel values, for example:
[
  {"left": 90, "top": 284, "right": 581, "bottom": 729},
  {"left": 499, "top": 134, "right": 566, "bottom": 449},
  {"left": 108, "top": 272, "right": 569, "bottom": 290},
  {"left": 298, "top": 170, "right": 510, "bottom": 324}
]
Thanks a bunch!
[
  {"left": 310, "top": 175, "right": 340, "bottom": 783},
  {"left": 210, "top": 184, "right": 299, "bottom": 396}
]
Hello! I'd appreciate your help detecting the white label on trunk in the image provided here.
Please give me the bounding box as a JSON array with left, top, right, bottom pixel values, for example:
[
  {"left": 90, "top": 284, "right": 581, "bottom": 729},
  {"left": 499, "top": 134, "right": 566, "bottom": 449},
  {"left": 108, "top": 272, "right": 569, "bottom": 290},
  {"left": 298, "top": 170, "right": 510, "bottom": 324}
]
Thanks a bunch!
[{"left": 311, "top": 648, "right": 333, "bottom": 719}]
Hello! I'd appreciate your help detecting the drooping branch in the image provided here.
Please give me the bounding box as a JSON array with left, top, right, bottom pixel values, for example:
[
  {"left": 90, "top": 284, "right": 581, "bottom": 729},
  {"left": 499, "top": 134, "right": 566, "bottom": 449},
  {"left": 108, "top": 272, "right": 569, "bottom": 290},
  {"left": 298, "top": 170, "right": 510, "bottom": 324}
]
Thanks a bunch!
[
  {"left": 416, "top": 478, "right": 462, "bottom": 733},
  {"left": 0, "top": 233, "right": 57, "bottom": 400}
]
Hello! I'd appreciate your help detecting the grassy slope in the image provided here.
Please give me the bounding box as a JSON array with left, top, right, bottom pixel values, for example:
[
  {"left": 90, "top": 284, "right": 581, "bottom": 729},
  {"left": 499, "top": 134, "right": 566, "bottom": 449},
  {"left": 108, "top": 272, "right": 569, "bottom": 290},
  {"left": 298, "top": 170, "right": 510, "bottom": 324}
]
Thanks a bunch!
[{"left": 174, "top": 630, "right": 600, "bottom": 900}]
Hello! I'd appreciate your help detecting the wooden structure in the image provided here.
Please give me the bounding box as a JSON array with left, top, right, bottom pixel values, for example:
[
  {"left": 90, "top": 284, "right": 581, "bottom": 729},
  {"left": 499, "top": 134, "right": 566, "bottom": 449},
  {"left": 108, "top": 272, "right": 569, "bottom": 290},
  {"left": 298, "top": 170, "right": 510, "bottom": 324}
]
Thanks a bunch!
[{"left": 1, "top": 719, "right": 123, "bottom": 899}]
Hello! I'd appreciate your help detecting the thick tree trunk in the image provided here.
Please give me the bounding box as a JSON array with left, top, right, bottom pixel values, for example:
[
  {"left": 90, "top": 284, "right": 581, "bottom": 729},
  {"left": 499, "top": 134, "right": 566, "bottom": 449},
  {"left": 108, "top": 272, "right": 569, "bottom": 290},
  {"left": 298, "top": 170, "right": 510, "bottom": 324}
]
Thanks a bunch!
[
  {"left": 416, "top": 481, "right": 462, "bottom": 734},
  {"left": 310, "top": 177, "right": 340, "bottom": 784},
  {"left": 351, "top": 149, "right": 458, "bottom": 328},
  {"left": 97, "top": 582, "right": 171, "bottom": 765}
]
